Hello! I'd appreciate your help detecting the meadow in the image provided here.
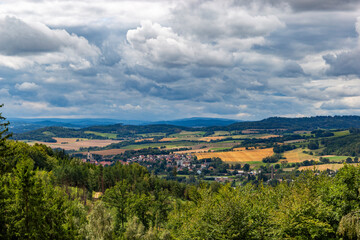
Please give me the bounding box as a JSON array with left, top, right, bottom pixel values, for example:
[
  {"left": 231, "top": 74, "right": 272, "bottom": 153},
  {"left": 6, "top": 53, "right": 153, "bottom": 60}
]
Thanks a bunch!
[{"left": 29, "top": 137, "right": 121, "bottom": 150}]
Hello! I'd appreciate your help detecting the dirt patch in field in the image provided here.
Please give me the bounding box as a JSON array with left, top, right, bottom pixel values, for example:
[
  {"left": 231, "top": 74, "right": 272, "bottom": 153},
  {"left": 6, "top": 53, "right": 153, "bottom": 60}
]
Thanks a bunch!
[
  {"left": 31, "top": 138, "right": 122, "bottom": 151},
  {"left": 195, "top": 148, "right": 274, "bottom": 163}
]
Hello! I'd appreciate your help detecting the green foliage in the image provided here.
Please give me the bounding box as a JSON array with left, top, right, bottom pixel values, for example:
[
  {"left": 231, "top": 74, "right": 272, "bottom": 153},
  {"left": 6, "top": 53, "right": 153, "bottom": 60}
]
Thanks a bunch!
[
  {"left": 338, "top": 211, "right": 360, "bottom": 239},
  {"left": 1, "top": 158, "right": 83, "bottom": 239},
  {"left": 322, "top": 133, "right": 360, "bottom": 156},
  {"left": 85, "top": 201, "right": 113, "bottom": 240},
  {"left": 0, "top": 141, "right": 58, "bottom": 174}
]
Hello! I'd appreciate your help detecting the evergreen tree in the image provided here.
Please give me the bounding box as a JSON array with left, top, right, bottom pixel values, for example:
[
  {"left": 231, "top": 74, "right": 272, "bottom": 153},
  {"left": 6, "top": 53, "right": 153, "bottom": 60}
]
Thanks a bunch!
[{"left": 0, "top": 104, "right": 11, "bottom": 149}]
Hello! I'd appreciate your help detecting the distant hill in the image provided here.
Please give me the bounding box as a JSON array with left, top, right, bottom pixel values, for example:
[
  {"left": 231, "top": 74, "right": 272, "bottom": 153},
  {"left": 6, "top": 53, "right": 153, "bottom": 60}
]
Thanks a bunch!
[
  {"left": 8, "top": 117, "right": 239, "bottom": 133},
  {"left": 152, "top": 117, "right": 240, "bottom": 127},
  {"left": 210, "top": 116, "right": 360, "bottom": 131},
  {"left": 12, "top": 124, "right": 190, "bottom": 142},
  {"left": 11, "top": 126, "right": 106, "bottom": 142},
  {"left": 8, "top": 118, "right": 148, "bottom": 133},
  {"left": 11, "top": 115, "right": 360, "bottom": 142}
]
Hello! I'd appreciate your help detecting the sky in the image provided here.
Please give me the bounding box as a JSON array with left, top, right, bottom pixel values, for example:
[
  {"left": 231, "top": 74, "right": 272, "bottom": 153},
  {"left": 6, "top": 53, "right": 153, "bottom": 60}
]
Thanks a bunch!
[{"left": 1, "top": 0, "right": 360, "bottom": 121}]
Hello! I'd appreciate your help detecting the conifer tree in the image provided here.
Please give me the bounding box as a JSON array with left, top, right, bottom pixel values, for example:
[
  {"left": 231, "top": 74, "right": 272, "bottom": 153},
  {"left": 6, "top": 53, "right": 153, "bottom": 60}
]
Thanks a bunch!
[{"left": 0, "top": 104, "right": 11, "bottom": 148}]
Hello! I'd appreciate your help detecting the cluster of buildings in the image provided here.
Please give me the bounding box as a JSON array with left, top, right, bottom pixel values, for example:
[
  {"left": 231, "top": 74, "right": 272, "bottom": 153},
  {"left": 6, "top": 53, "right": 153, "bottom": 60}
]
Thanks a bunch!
[
  {"left": 127, "top": 153, "right": 211, "bottom": 174},
  {"left": 81, "top": 152, "right": 114, "bottom": 167}
]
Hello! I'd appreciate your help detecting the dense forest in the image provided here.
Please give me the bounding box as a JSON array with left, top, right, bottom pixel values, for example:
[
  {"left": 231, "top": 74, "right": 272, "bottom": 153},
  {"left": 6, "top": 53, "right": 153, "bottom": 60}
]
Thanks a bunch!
[
  {"left": 322, "top": 132, "right": 360, "bottom": 156},
  {"left": 4, "top": 107, "right": 360, "bottom": 239}
]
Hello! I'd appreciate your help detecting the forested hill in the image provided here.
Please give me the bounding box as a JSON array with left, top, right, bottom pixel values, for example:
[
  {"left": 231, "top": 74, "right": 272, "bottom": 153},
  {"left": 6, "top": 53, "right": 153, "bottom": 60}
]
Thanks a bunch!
[
  {"left": 12, "top": 124, "right": 190, "bottom": 142},
  {"left": 11, "top": 126, "right": 104, "bottom": 142},
  {"left": 82, "top": 124, "right": 189, "bottom": 135},
  {"left": 322, "top": 129, "right": 360, "bottom": 156},
  {"left": 215, "top": 116, "right": 360, "bottom": 131}
]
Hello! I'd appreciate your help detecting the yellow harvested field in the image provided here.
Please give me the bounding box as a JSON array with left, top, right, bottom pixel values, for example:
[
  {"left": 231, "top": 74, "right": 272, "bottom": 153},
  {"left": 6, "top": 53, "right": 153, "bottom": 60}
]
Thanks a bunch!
[
  {"left": 31, "top": 138, "right": 122, "bottom": 150},
  {"left": 199, "top": 136, "right": 225, "bottom": 142},
  {"left": 195, "top": 148, "right": 274, "bottom": 162},
  {"left": 299, "top": 163, "right": 360, "bottom": 171},
  {"left": 159, "top": 138, "right": 178, "bottom": 142},
  {"left": 135, "top": 138, "right": 154, "bottom": 142},
  {"left": 283, "top": 148, "right": 319, "bottom": 163},
  {"left": 257, "top": 135, "right": 280, "bottom": 139}
]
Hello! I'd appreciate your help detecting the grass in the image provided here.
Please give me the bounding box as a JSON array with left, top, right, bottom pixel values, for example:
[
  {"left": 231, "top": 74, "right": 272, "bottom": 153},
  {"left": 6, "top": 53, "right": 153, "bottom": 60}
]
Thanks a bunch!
[
  {"left": 325, "top": 156, "right": 350, "bottom": 161},
  {"left": 209, "top": 147, "right": 233, "bottom": 151},
  {"left": 42, "top": 131, "right": 55, "bottom": 136},
  {"left": 332, "top": 130, "right": 350, "bottom": 137},
  {"left": 85, "top": 131, "right": 118, "bottom": 139}
]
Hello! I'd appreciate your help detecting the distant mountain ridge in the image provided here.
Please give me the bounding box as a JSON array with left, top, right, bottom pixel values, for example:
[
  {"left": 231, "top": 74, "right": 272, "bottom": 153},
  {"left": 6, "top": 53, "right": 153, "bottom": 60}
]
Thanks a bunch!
[
  {"left": 8, "top": 117, "right": 239, "bottom": 133},
  {"left": 152, "top": 117, "right": 240, "bottom": 127},
  {"left": 218, "top": 115, "right": 360, "bottom": 131}
]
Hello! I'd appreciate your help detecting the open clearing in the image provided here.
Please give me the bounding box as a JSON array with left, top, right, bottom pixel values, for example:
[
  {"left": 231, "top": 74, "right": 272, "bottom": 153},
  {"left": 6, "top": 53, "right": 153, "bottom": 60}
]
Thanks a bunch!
[
  {"left": 84, "top": 131, "right": 118, "bottom": 139},
  {"left": 30, "top": 138, "right": 122, "bottom": 150},
  {"left": 299, "top": 163, "right": 360, "bottom": 171},
  {"left": 283, "top": 148, "right": 319, "bottom": 163},
  {"left": 195, "top": 148, "right": 274, "bottom": 163}
]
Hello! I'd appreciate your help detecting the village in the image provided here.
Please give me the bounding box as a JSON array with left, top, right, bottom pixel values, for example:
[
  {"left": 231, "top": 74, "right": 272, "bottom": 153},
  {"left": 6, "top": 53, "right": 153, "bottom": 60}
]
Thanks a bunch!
[{"left": 81, "top": 151, "right": 263, "bottom": 183}]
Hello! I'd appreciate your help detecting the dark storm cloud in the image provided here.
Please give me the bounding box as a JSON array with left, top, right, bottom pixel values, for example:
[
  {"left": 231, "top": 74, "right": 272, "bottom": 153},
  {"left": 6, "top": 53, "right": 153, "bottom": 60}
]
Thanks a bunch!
[
  {"left": 0, "top": 16, "right": 61, "bottom": 55},
  {"left": 286, "top": 0, "right": 360, "bottom": 12},
  {"left": 124, "top": 79, "right": 204, "bottom": 101},
  {"left": 0, "top": 16, "right": 99, "bottom": 57},
  {"left": 125, "top": 65, "right": 184, "bottom": 83},
  {"left": 276, "top": 61, "right": 306, "bottom": 78},
  {"left": 324, "top": 51, "right": 360, "bottom": 76}
]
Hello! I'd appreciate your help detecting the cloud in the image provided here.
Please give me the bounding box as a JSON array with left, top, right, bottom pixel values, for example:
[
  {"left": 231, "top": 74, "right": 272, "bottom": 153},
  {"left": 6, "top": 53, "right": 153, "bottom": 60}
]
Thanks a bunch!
[
  {"left": 321, "top": 96, "right": 360, "bottom": 110},
  {"left": 118, "top": 104, "right": 142, "bottom": 111},
  {"left": 284, "top": 0, "right": 360, "bottom": 12},
  {"left": 322, "top": 17, "right": 360, "bottom": 76},
  {"left": 126, "top": 21, "right": 233, "bottom": 67},
  {"left": 0, "top": 16, "right": 99, "bottom": 57},
  {"left": 171, "top": 0, "right": 284, "bottom": 40},
  {"left": 1, "top": 0, "right": 360, "bottom": 120},
  {"left": 15, "top": 82, "right": 39, "bottom": 91}
]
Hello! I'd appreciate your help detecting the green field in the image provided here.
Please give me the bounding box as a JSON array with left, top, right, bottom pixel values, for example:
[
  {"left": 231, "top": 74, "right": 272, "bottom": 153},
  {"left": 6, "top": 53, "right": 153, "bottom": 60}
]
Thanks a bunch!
[
  {"left": 333, "top": 130, "right": 350, "bottom": 137},
  {"left": 42, "top": 131, "right": 55, "bottom": 136},
  {"left": 209, "top": 147, "right": 233, "bottom": 151},
  {"left": 326, "top": 156, "right": 351, "bottom": 161},
  {"left": 84, "top": 131, "right": 118, "bottom": 139}
]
